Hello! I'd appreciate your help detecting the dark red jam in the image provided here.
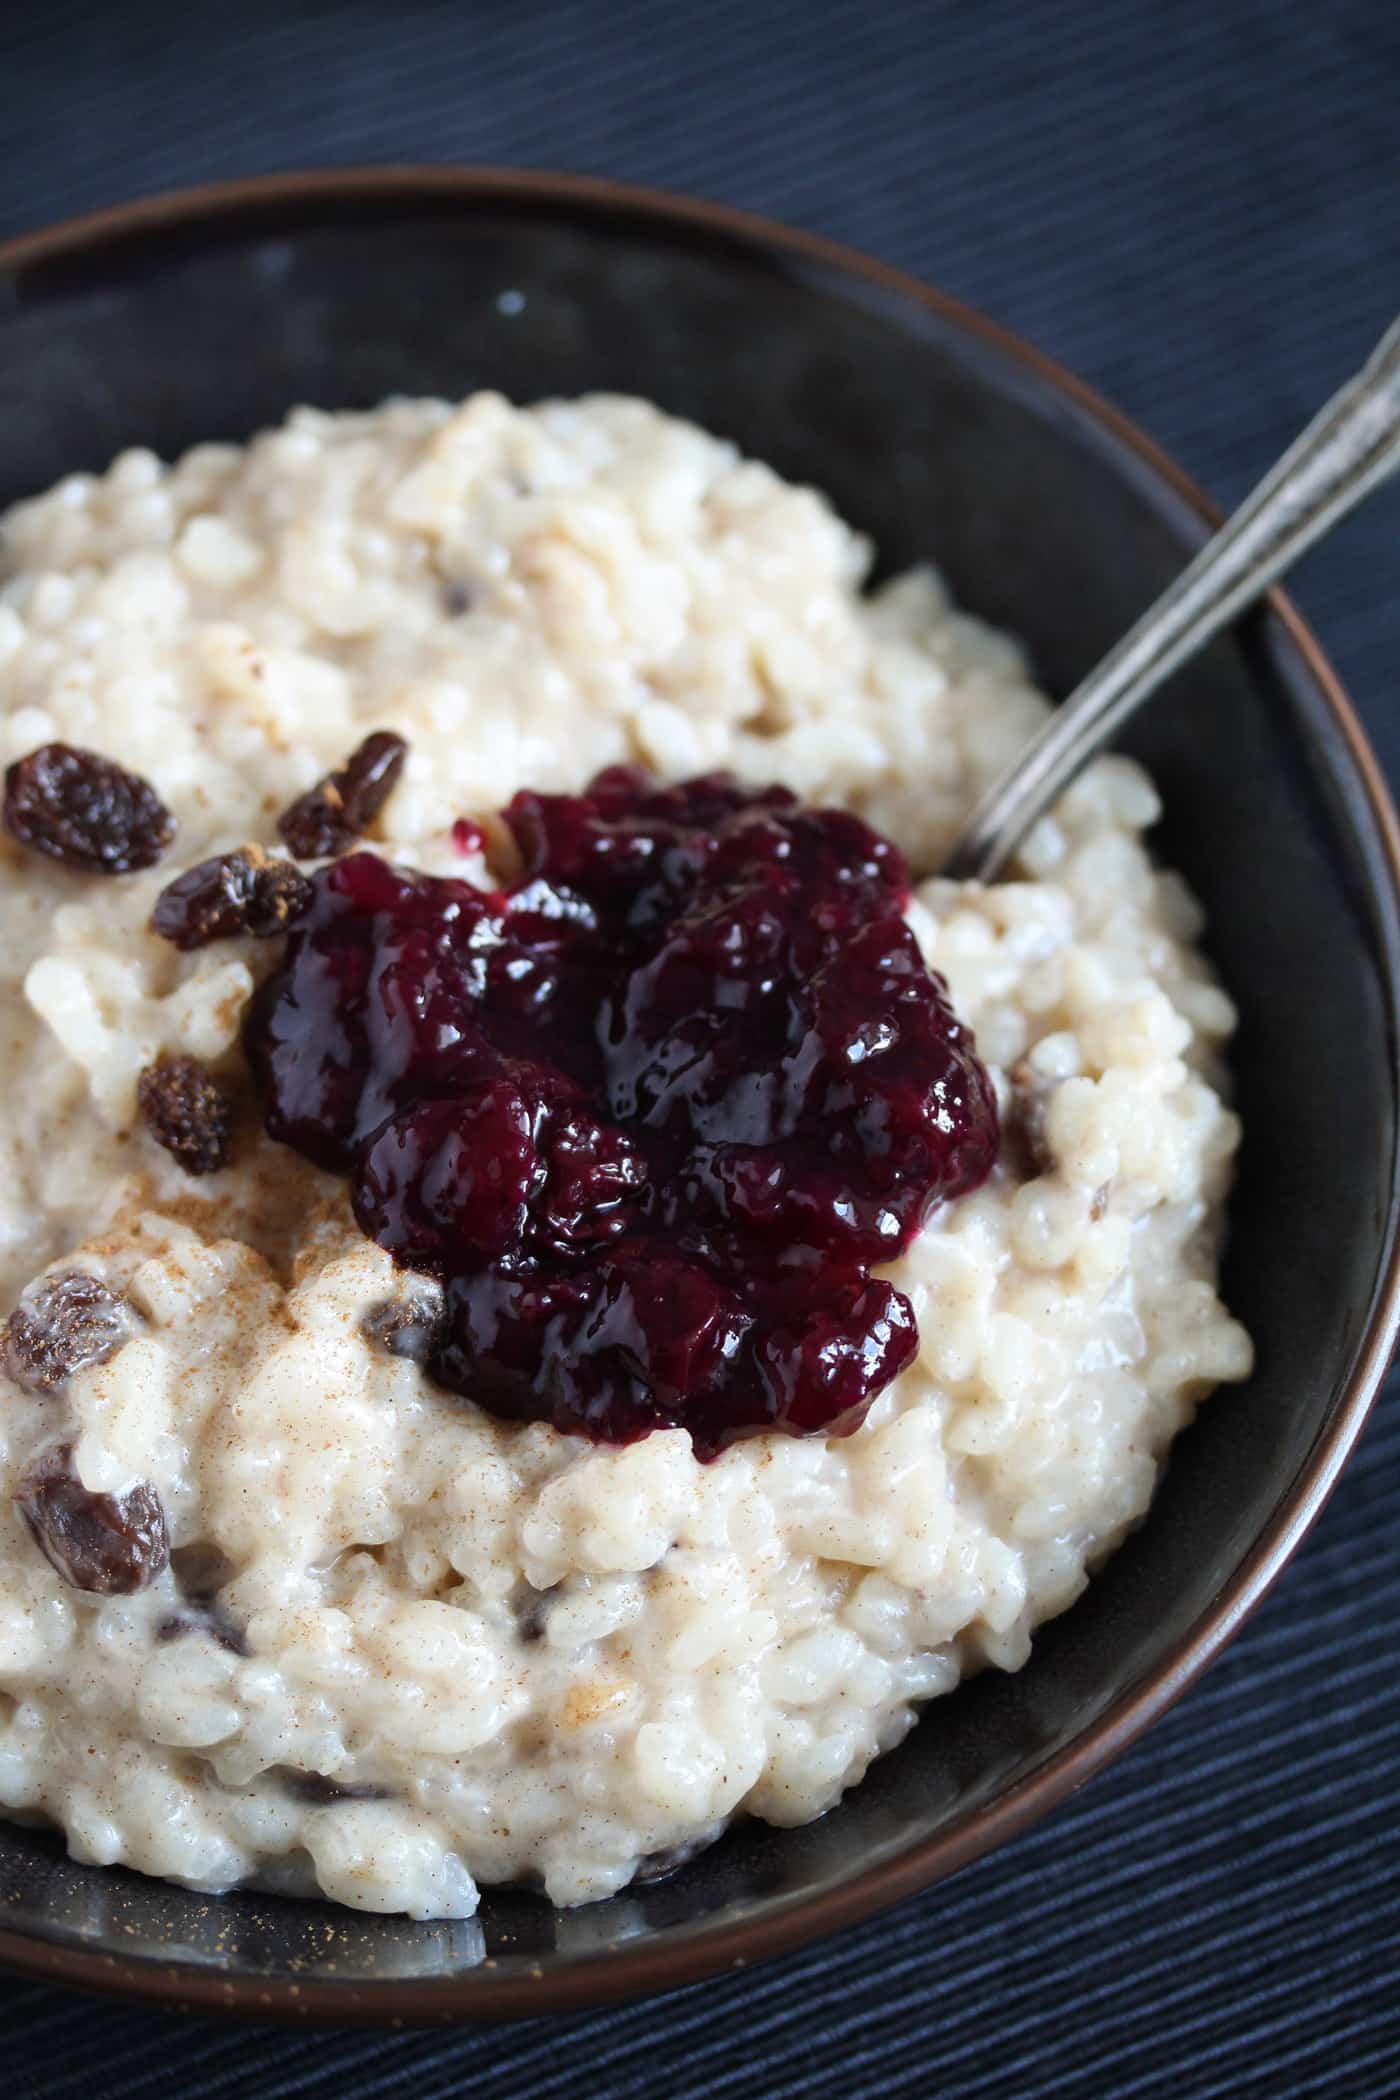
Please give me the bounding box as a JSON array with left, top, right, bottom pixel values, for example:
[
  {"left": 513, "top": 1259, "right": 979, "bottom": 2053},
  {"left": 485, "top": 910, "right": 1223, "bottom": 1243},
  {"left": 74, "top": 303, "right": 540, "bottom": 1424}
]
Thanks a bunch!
[{"left": 245, "top": 769, "right": 999, "bottom": 1456}]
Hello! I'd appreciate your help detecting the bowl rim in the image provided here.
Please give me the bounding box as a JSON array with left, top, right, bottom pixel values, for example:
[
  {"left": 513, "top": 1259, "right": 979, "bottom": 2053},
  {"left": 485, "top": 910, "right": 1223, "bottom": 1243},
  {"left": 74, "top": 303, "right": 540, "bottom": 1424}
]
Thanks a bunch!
[{"left": 2, "top": 162, "right": 1399, "bottom": 2025}]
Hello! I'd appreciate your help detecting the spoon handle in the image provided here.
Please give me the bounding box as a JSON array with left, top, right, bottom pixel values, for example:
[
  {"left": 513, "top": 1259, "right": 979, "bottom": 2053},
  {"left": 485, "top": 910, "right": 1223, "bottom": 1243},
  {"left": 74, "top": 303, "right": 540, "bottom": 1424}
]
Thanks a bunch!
[{"left": 943, "top": 313, "right": 1400, "bottom": 882}]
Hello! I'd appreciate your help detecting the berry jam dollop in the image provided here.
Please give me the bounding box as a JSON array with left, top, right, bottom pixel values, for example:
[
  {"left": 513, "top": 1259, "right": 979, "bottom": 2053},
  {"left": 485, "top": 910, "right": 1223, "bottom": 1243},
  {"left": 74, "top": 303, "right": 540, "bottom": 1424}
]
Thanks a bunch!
[{"left": 245, "top": 768, "right": 999, "bottom": 1456}]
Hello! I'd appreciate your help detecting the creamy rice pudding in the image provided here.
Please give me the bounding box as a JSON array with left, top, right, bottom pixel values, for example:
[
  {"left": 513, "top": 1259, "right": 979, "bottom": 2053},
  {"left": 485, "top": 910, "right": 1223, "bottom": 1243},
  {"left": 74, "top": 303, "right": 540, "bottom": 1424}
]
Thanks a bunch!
[{"left": 0, "top": 395, "right": 1251, "bottom": 1918}]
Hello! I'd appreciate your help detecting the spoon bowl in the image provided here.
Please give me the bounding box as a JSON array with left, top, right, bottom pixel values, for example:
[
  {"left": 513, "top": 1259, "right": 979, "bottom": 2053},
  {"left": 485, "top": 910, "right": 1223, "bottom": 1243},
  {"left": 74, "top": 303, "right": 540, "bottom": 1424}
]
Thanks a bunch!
[{"left": 945, "top": 310, "right": 1400, "bottom": 878}]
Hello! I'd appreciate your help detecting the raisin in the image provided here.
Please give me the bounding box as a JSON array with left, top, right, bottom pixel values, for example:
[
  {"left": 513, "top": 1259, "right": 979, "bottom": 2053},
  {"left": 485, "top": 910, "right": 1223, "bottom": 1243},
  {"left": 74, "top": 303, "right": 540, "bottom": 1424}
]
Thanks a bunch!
[
  {"left": 169, "top": 1538, "right": 235, "bottom": 1599},
  {"left": 515, "top": 1583, "right": 557, "bottom": 1645},
  {"left": 159, "top": 1542, "right": 247, "bottom": 1651},
  {"left": 3, "top": 742, "right": 174, "bottom": 874},
  {"left": 362, "top": 1287, "right": 445, "bottom": 1365},
  {"left": 137, "top": 1054, "right": 234, "bottom": 1175},
  {"left": 1004, "top": 1059, "right": 1058, "bottom": 1180},
  {"left": 1, "top": 1271, "right": 132, "bottom": 1395},
  {"left": 277, "top": 731, "right": 408, "bottom": 858},
  {"left": 157, "top": 1608, "right": 249, "bottom": 1656},
  {"left": 18, "top": 1441, "right": 169, "bottom": 1594},
  {"left": 150, "top": 848, "right": 313, "bottom": 950}
]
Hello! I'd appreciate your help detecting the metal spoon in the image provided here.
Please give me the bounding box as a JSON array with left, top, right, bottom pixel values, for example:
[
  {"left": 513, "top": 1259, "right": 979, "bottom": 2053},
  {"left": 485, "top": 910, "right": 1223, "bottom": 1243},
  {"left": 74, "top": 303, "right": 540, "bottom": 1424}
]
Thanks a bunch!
[{"left": 943, "top": 313, "right": 1400, "bottom": 882}]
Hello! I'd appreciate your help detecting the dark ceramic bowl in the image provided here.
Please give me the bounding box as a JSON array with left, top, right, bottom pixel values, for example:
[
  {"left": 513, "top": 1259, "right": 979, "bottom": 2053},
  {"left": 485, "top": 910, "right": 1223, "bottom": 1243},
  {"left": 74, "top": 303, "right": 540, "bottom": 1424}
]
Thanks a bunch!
[{"left": 0, "top": 168, "right": 1397, "bottom": 2023}]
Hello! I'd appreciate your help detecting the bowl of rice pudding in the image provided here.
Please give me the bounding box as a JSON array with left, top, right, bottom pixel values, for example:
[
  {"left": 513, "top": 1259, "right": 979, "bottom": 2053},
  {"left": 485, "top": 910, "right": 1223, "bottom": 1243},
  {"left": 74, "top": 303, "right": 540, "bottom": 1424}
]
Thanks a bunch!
[{"left": 0, "top": 170, "right": 1396, "bottom": 2022}]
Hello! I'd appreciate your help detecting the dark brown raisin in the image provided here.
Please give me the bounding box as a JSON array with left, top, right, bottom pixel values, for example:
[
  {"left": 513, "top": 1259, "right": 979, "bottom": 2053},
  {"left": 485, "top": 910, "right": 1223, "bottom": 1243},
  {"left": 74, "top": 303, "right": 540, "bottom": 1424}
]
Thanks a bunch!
[
  {"left": 3, "top": 742, "right": 175, "bottom": 874},
  {"left": 150, "top": 848, "right": 313, "bottom": 950},
  {"left": 159, "top": 1542, "right": 247, "bottom": 1651},
  {"left": 277, "top": 731, "right": 408, "bottom": 858},
  {"left": 1004, "top": 1058, "right": 1058, "bottom": 1181},
  {"left": 18, "top": 1441, "right": 169, "bottom": 1594},
  {"left": 515, "top": 1582, "right": 558, "bottom": 1645},
  {"left": 362, "top": 1287, "right": 444, "bottom": 1364},
  {"left": 440, "top": 581, "right": 473, "bottom": 616},
  {"left": 137, "top": 1054, "right": 234, "bottom": 1175},
  {"left": 169, "top": 1538, "right": 235, "bottom": 1599},
  {"left": 1, "top": 1271, "right": 132, "bottom": 1394},
  {"left": 276, "top": 1768, "right": 393, "bottom": 1805},
  {"left": 157, "top": 1608, "right": 249, "bottom": 1656}
]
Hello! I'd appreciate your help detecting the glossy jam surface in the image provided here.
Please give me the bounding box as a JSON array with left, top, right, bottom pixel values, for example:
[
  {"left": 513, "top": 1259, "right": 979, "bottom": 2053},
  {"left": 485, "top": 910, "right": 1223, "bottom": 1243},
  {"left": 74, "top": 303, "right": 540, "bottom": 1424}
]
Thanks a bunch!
[{"left": 246, "top": 770, "right": 999, "bottom": 1454}]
